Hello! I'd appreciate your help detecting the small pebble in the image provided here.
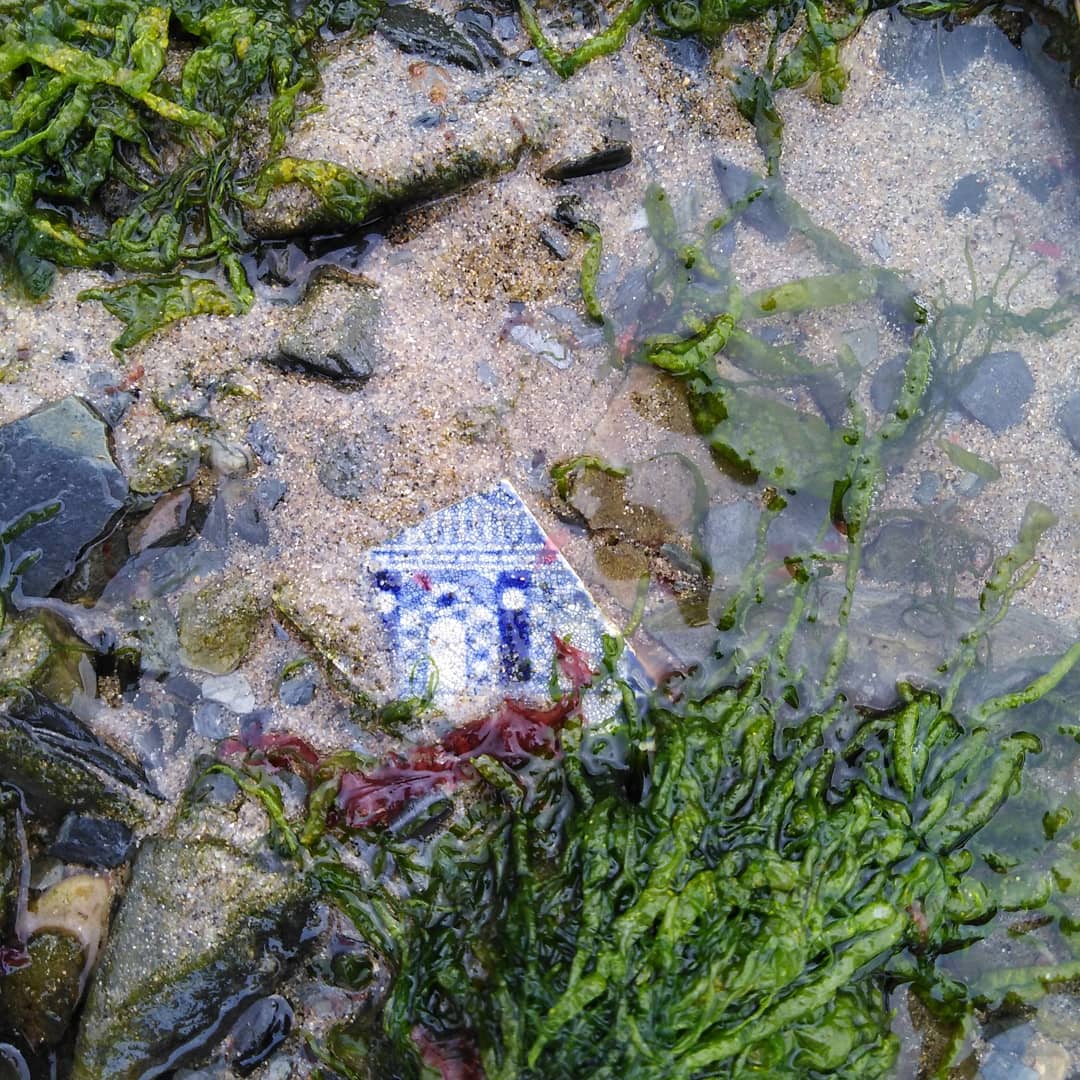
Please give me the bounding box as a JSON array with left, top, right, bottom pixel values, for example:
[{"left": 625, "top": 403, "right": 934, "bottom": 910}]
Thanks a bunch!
[
  {"left": 194, "top": 700, "right": 232, "bottom": 739},
  {"left": 201, "top": 673, "right": 256, "bottom": 714},
  {"left": 246, "top": 421, "right": 280, "bottom": 465}
]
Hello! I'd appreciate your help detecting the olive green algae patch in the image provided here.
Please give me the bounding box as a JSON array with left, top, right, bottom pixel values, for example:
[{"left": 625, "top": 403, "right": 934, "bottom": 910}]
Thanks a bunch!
[
  {"left": 177, "top": 571, "right": 268, "bottom": 675},
  {"left": 0, "top": 930, "right": 86, "bottom": 1050},
  {"left": 73, "top": 832, "right": 314, "bottom": 1080}
]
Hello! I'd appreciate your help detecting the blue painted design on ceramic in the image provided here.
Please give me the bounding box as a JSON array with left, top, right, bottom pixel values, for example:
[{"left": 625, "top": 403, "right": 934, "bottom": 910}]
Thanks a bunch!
[{"left": 363, "top": 482, "right": 636, "bottom": 709}]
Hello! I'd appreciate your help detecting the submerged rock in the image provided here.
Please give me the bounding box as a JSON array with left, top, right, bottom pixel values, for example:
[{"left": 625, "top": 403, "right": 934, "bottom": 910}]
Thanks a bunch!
[
  {"left": 268, "top": 275, "right": 381, "bottom": 385},
  {"left": 0, "top": 397, "right": 127, "bottom": 597},
  {"left": 225, "top": 995, "right": 294, "bottom": 1075},
  {"left": 1059, "top": 391, "right": 1080, "bottom": 452},
  {"left": 712, "top": 158, "right": 790, "bottom": 242},
  {"left": 178, "top": 572, "right": 266, "bottom": 675},
  {"left": 72, "top": 830, "right": 313, "bottom": 1079},
  {"left": 956, "top": 350, "right": 1034, "bottom": 433},
  {"left": 944, "top": 173, "right": 989, "bottom": 217}
]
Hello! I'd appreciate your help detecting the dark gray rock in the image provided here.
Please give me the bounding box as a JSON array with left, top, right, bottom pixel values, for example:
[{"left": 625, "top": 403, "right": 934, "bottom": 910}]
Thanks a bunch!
[
  {"left": 945, "top": 173, "right": 989, "bottom": 217},
  {"left": 271, "top": 275, "right": 381, "bottom": 385},
  {"left": 226, "top": 995, "right": 293, "bottom": 1075},
  {"left": 318, "top": 432, "right": 383, "bottom": 500},
  {"left": 0, "top": 397, "right": 127, "bottom": 597},
  {"left": 543, "top": 142, "right": 633, "bottom": 181},
  {"left": 1059, "top": 392, "right": 1080, "bottom": 452},
  {"left": 50, "top": 815, "right": 134, "bottom": 868},
  {"left": 0, "top": 688, "right": 155, "bottom": 824},
  {"left": 377, "top": 5, "right": 484, "bottom": 70},
  {"left": 956, "top": 350, "right": 1034, "bottom": 433}
]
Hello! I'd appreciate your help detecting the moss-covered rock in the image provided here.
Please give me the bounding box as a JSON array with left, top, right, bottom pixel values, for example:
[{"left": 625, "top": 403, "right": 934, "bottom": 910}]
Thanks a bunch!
[
  {"left": 0, "top": 609, "right": 95, "bottom": 704},
  {"left": 72, "top": 833, "right": 314, "bottom": 1079},
  {"left": 0, "top": 689, "right": 154, "bottom": 825},
  {"left": 128, "top": 433, "right": 202, "bottom": 496},
  {"left": 177, "top": 573, "right": 266, "bottom": 675},
  {"left": 0, "top": 929, "right": 85, "bottom": 1048}
]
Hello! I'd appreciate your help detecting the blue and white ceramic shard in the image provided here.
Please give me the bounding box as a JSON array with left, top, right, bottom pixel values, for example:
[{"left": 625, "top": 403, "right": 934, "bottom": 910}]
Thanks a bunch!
[{"left": 363, "top": 482, "right": 641, "bottom": 724}]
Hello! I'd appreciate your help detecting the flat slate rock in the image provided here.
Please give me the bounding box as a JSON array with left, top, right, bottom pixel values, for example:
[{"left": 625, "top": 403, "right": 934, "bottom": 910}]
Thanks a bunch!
[
  {"left": 270, "top": 275, "right": 381, "bottom": 385},
  {"left": 377, "top": 4, "right": 484, "bottom": 70},
  {"left": 0, "top": 397, "right": 127, "bottom": 596},
  {"left": 955, "top": 350, "right": 1034, "bottom": 433}
]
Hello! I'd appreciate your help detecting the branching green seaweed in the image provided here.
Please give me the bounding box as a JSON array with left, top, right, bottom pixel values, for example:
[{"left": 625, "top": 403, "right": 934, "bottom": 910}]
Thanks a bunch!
[{"left": 210, "top": 184, "right": 1080, "bottom": 1074}]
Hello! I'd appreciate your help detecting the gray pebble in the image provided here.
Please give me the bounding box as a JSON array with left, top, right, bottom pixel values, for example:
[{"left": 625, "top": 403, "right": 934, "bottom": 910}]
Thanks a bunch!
[
  {"left": 956, "top": 350, "right": 1034, "bottom": 433},
  {"left": 1058, "top": 392, "right": 1080, "bottom": 452}
]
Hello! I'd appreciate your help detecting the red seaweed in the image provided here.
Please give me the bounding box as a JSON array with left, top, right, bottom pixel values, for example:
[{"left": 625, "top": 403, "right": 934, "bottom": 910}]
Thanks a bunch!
[
  {"left": 221, "top": 719, "right": 320, "bottom": 778},
  {"left": 337, "top": 636, "right": 597, "bottom": 828},
  {"left": 412, "top": 1027, "right": 484, "bottom": 1080}
]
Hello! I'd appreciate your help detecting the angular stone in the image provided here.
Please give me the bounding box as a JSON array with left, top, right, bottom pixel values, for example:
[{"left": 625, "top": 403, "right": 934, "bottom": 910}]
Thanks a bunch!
[
  {"left": 270, "top": 275, "right": 381, "bottom": 385},
  {"left": 72, "top": 835, "right": 313, "bottom": 1080},
  {"left": 955, "top": 350, "right": 1034, "bottom": 433},
  {"left": 0, "top": 397, "right": 127, "bottom": 597},
  {"left": 377, "top": 4, "right": 484, "bottom": 70},
  {"left": 50, "top": 815, "right": 135, "bottom": 869},
  {"left": 1059, "top": 392, "right": 1080, "bottom": 452}
]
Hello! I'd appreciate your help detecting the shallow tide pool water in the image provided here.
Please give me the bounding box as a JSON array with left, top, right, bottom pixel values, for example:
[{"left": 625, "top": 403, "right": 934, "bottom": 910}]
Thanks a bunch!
[{"left": 1, "top": 3, "right": 1080, "bottom": 1076}]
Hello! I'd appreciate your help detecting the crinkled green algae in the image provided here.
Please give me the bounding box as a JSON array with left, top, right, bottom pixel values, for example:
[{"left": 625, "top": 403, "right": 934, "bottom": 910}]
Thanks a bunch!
[
  {"left": 213, "top": 188, "right": 1080, "bottom": 1076},
  {"left": 0, "top": 0, "right": 379, "bottom": 349}
]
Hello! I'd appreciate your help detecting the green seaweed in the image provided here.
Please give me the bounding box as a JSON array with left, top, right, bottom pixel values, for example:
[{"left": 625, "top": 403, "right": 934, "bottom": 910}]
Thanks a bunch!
[{"left": 0, "top": 0, "right": 379, "bottom": 349}]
